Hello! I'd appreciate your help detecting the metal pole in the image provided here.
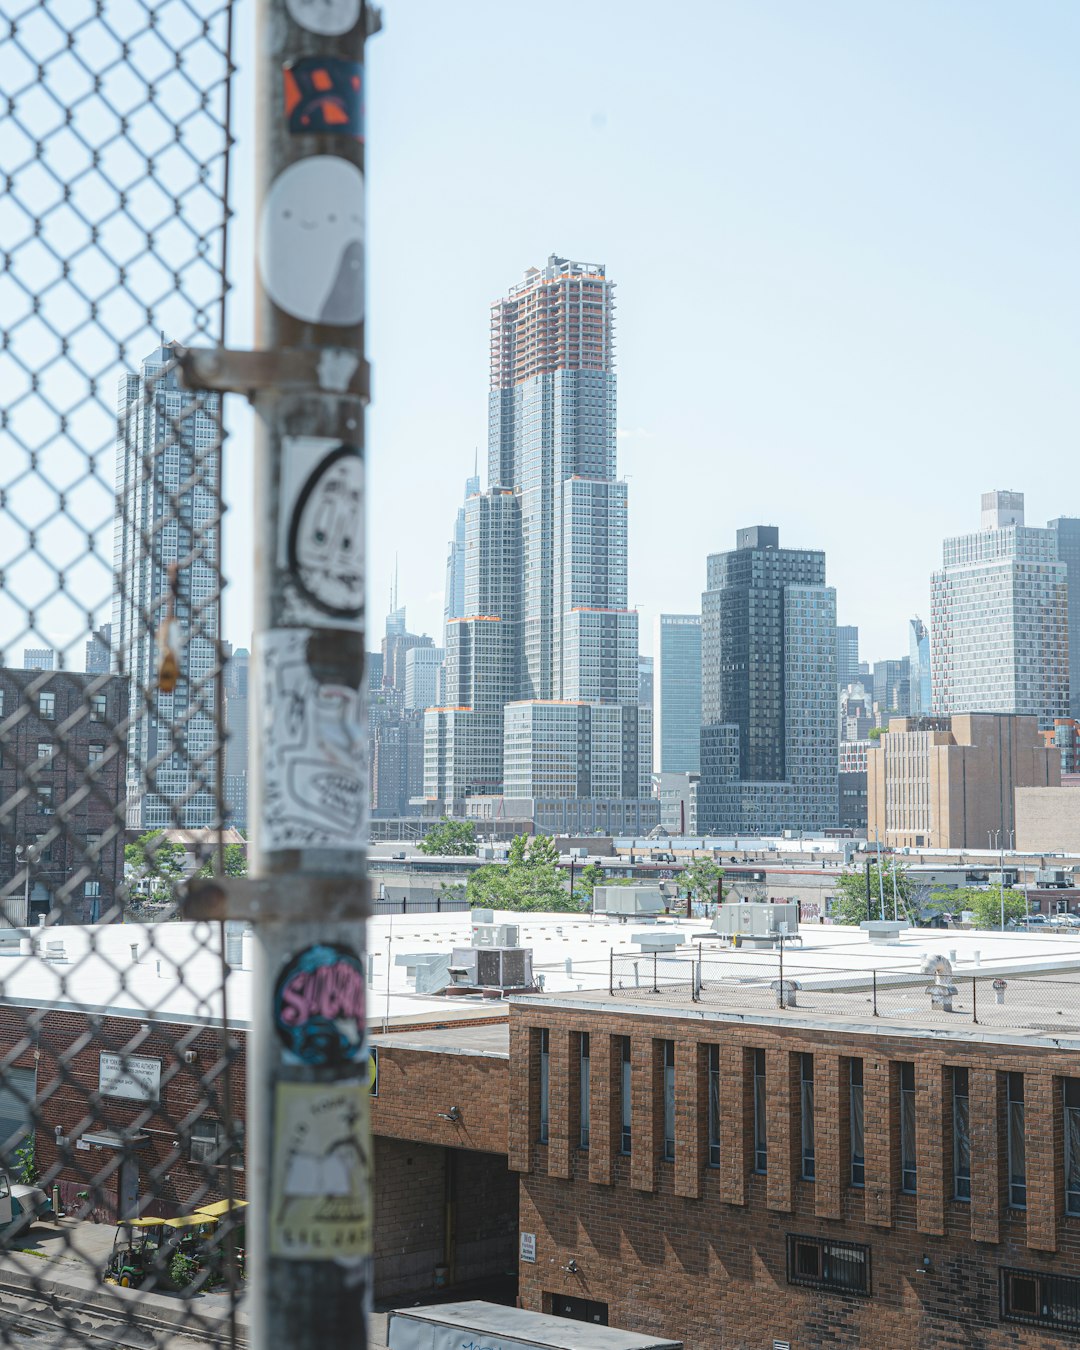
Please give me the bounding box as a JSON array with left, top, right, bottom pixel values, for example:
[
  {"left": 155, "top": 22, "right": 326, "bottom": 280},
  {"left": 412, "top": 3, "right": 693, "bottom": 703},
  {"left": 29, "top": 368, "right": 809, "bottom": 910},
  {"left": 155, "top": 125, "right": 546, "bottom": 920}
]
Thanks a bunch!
[
  {"left": 1000, "top": 833, "right": 1005, "bottom": 931},
  {"left": 778, "top": 935, "right": 784, "bottom": 1009},
  {"left": 874, "top": 835, "right": 886, "bottom": 921},
  {"left": 247, "top": 6, "right": 375, "bottom": 1346},
  {"left": 865, "top": 859, "right": 872, "bottom": 925}
]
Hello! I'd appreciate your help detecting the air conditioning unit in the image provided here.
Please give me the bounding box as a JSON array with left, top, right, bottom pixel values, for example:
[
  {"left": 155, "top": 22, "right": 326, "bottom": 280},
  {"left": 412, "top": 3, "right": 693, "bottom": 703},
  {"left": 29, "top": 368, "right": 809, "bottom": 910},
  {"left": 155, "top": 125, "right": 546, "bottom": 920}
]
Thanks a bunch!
[{"left": 450, "top": 946, "right": 533, "bottom": 989}]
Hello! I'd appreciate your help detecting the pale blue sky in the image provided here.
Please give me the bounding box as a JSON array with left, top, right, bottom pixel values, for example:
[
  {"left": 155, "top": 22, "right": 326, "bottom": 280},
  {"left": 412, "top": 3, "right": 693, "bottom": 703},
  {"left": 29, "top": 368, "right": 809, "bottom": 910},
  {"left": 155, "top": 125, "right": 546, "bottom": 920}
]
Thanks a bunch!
[{"left": 230, "top": 0, "right": 1080, "bottom": 665}]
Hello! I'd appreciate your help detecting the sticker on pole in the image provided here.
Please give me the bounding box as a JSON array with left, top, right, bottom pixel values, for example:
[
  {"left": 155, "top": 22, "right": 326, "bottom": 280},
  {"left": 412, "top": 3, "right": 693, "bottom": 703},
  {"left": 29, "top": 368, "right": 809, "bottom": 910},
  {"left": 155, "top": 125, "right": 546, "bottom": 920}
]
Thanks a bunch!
[
  {"left": 274, "top": 942, "right": 366, "bottom": 1066},
  {"left": 284, "top": 0, "right": 360, "bottom": 36},
  {"left": 258, "top": 628, "right": 366, "bottom": 851},
  {"left": 278, "top": 438, "right": 363, "bottom": 626},
  {"left": 258, "top": 156, "right": 363, "bottom": 326},
  {"left": 284, "top": 58, "right": 363, "bottom": 138},
  {"left": 270, "top": 1081, "right": 372, "bottom": 1261}
]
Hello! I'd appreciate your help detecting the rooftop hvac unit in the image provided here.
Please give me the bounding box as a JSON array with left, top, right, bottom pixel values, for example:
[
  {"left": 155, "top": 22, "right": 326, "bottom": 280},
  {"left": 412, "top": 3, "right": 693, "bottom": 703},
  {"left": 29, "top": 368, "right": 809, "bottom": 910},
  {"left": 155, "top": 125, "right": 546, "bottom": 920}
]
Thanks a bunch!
[
  {"left": 592, "top": 885, "right": 664, "bottom": 917},
  {"left": 472, "top": 923, "right": 518, "bottom": 947},
  {"left": 450, "top": 945, "right": 533, "bottom": 989}
]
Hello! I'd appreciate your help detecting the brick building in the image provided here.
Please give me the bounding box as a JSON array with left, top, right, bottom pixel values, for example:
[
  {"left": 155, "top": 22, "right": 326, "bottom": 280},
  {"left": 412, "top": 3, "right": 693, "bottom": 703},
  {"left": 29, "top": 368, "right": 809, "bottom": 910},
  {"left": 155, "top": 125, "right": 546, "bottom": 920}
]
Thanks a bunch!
[
  {"left": 505, "top": 994, "right": 1080, "bottom": 1347},
  {"left": 0, "top": 668, "right": 128, "bottom": 923}
]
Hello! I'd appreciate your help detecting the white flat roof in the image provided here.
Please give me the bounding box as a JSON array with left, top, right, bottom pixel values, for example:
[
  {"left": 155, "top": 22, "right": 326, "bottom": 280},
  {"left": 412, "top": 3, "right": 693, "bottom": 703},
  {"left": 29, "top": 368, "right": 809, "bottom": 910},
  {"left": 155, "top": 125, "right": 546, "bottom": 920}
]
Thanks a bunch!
[{"left": 1, "top": 911, "right": 1079, "bottom": 1032}]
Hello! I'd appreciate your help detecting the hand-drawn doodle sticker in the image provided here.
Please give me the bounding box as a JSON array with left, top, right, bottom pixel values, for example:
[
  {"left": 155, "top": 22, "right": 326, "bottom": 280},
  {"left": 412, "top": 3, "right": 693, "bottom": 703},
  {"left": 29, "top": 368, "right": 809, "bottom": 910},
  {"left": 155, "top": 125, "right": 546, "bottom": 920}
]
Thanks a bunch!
[
  {"left": 284, "top": 0, "right": 360, "bottom": 36},
  {"left": 284, "top": 57, "right": 363, "bottom": 139},
  {"left": 274, "top": 942, "right": 367, "bottom": 1066},
  {"left": 270, "top": 1081, "right": 372, "bottom": 1261},
  {"left": 258, "top": 156, "right": 363, "bottom": 326},
  {"left": 287, "top": 444, "right": 363, "bottom": 619}
]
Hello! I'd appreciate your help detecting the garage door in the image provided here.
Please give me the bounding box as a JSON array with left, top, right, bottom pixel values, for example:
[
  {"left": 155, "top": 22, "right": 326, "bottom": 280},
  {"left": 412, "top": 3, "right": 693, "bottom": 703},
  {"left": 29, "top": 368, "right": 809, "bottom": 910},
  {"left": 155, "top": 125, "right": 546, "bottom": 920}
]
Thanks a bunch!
[{"left": 0, "top": 1067, "right": 36, "bottom": 1163}]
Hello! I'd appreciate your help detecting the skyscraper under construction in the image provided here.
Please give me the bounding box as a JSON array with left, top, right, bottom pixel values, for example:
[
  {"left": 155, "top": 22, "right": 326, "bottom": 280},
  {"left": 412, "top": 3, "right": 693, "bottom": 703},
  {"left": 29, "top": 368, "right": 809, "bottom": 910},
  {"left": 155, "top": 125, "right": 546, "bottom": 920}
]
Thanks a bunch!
[{"left": 425, "top": 257, "right": 653, "bottom": 832}]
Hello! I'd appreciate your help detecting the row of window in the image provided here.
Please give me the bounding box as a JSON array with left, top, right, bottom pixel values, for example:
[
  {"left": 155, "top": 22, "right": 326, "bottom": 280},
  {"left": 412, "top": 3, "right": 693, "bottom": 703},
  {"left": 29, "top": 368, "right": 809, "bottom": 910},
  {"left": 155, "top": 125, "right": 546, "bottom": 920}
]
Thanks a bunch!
[
  {"left": 537, "top": 1036, "right": 1080, "bottom": 1214},
  {"left": 0, "top": 691, "right": 110, "bottom": 722}
]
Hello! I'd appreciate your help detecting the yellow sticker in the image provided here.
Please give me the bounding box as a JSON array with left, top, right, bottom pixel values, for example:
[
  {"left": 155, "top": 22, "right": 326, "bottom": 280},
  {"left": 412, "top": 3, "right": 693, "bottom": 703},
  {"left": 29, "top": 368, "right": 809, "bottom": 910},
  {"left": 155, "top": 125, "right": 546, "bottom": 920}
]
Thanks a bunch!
[{"left": 270, "top": 1080, "right": 372, "bottom": 1260}]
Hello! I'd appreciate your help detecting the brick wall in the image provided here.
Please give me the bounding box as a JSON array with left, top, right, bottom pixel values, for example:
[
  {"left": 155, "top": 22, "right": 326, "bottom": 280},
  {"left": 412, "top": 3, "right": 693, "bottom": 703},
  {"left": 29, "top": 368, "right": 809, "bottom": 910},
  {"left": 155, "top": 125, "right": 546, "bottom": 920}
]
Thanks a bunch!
[
  {"left": 512, "top": 1002, "right": 1080, "bottom": 1349},
  {"left": 369, "top": 1039, "right": 508, "bottom": 1155}
]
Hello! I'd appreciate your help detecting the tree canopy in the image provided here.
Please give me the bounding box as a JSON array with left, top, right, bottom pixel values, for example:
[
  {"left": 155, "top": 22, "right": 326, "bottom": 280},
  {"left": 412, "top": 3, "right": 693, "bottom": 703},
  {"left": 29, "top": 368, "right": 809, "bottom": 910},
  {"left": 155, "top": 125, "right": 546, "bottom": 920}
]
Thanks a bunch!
[
  {"left": 934, "top": 884, "right": 1027, "bottom": 929},
  {"left": 195, "top": 843, "right": 249, "bottom": 879},
  {"left": 678, "top": 857, "right": 725, "bottom": 905},
  {"left": 123, "top": 830, "right": 187, "bottom": 902},
  {"left": 418, "top": 818, "right": 478, "bottom": 856},
  {"left": 466, "top": 834, "right": 578, "bottom": 912},
  {"left": 830, "top": 861, "right": 917, "bottom": 925}
]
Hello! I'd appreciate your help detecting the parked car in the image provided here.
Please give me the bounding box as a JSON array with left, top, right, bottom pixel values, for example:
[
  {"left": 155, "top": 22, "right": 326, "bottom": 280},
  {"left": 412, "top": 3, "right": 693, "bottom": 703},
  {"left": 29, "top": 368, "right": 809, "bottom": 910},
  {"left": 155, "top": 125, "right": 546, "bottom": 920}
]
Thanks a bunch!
[
  {"left": 0, "top": 1173, "right": 54, "bottom": 1238},
  {"left": 1021, "top": 913, "right": 1048, "bottom": 926},
  {"left": 1052, "top": 913, "right": 1080, "bottom": 928}
]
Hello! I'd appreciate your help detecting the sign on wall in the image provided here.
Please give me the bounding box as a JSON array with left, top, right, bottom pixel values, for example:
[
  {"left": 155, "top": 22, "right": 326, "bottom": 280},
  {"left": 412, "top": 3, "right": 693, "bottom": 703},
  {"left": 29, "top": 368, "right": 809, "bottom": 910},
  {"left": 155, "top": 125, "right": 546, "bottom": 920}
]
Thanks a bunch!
[
  {"left": 98, "top": 1052, "right": 161, "bottom": 1102},
  {"left": 519, "top": 1231, "right": 536, "bottom": 1263}
]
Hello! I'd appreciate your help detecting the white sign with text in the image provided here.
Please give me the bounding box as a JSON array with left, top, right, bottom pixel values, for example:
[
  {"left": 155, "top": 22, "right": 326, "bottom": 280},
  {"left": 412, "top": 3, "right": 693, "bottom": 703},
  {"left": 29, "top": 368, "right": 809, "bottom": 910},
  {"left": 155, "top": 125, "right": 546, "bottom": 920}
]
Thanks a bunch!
[{"left": 98, "top": 1052, "right": 161, "bottom": 1102}]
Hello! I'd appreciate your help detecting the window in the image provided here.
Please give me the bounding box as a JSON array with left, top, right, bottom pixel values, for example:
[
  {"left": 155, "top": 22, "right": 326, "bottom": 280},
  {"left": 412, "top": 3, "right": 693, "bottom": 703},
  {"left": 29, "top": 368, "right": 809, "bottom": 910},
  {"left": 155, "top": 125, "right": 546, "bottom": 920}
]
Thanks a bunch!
[
  {"left": 952, "top": 1067, "right": 970, "bottom": 1201},
  {"left": 662, "top": 1040, "right": 675, "bottom": 1162},
  {"left": 190, "top": 1119, "right": 245, "bottom": 1169},
  {"left": 753, "top": 1049, "right": 767, "bottom": 1174},
  {"left": 1007, "top": 1072, "right": 1026, "bottom": 1208},
  {"left": 38, "top": 692, "right": 55, "bottom": 720},
  {"left": 1001, "top": 1268, "right": 1080, "bottom": 1333},
  {"left": 36, "top": 785, "right": 53, "bottom": 814},
  {"left": 801, "top": 1054, "right": 815, "bottom": 1181},
  {"left": 84, "top": 881, "right": 100, "bottom": 898},
  {"left": 88, "top": 743, "right": 105, "bottom": 765},
  {"left": 787, "top": 1236, "right": 869, "bottom": 1295},
  {"left": 1065, "top": 1079, "right": 1080, "bottom": 1216},
  {"left": 620, "top": 1037, "right": 631, "bottom": 1154},
  {"left": 538, "top": 1029, "right": 550, "bottom": 1144},
  {"left": 849, "top": 1059, "right": 864, "bottom": 1187},
  {"left": 708, "top": 1045, "right": 721, "bottom": 1167},
  {"left": 36, "top": 743, "right": 52, "bottom": 766},
  {"left": 579, "top": 1033, "right": 590, "bottom": 1150},
  {"left": 899, "top": 1062, "right": 916, "bottom": 1194},
  {"left": 90, "top": 693, "right": 107, "bottom": 722}
]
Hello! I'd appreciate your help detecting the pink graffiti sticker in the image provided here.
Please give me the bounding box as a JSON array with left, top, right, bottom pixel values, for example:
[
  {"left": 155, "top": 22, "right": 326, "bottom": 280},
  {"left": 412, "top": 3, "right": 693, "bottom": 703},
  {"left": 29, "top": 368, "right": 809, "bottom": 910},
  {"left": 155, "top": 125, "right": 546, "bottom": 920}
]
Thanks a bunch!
[{"left": 274, "top": 943, "right": 366, "bottom": 1065}]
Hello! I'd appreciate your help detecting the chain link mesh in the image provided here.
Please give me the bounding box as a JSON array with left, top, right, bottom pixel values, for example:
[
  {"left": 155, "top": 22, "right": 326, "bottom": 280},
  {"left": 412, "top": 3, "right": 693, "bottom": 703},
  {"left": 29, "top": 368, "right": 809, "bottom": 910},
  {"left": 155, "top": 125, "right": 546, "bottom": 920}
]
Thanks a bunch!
[{"left": 0, "top": 0, "right": 242, "bottom": 1342}]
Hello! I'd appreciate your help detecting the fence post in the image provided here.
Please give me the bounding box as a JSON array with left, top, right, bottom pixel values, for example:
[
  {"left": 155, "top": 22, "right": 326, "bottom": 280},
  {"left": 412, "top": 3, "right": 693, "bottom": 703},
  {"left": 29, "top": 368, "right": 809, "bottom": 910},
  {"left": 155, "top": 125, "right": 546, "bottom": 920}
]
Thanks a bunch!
[
  {"left": 972, "top": 975, "right": 978, "bottom": 1025},
  {"left": 778, "top": 934, "right": 784, "bottom": 1008},
  {"left": 609, "top": 946, "right": 614, "bottom": 997},
  {"left": 872, "top": 969, "right": 878, "bottom": 1017},
  {"left": 653, "top": 950, "right": 658, "bottom": 994},
  {"left": 227, "top": 4, "right": 375, "bottom": 1345}
]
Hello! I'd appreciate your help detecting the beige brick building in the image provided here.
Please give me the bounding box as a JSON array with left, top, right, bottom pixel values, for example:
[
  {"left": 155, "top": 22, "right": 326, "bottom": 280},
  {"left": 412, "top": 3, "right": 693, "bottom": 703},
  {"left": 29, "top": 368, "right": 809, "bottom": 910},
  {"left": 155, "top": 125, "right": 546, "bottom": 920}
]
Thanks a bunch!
[
  {"left": 1016, "top": 784, "right": 1080, "bottom": 853},
  {"left": 867, "top": 713, "right": 1058, "bottom": 849}
]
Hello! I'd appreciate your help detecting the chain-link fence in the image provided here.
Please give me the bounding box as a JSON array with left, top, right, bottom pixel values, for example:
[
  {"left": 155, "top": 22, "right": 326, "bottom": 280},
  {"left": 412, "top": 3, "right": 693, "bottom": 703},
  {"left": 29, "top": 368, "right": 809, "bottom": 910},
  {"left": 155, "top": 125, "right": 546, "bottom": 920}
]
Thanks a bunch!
[
  {"left": 0, "top": 0, "right": 244, "bottom": 1343},
  {"left": 609, "top": 947, "right": 1080, "bottom": 1035}
]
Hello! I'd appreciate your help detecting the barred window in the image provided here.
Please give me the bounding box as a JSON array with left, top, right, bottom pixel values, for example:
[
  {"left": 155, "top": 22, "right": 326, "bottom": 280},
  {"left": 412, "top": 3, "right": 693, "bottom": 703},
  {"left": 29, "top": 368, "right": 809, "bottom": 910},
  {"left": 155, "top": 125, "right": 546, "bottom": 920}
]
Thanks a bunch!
[
  {"left": 708, "top": 1045, "right": 721, "bottom": 1167},
  {"left": 787, "top": 1235, "right": 869, "bottom": 1295},
  {"left": 1007, "top": 1073, "right": 1026, "bottom": 1209},
  {"left": 849, "top": 1059, "right": 865, "bottom": 1187},
  {"left": 620, "top": 1037, "right": 632, "bottom": 1155},
  {"left": 753, "top": 1049, "right": 767, "bottom": 1174},
  {"left": 579, "top": 1033, "right": 590, "bottom": 1150},
  {"left": 899, "top": 1062, "right": 916, "bottom": 1194},
  {"left": 1001, "top": 1268, "right": 1080, "bottom": 1333},
  {"left": 538, "top": 1028, "right": 550, "bottom": 1144},
  {"left": 662, "top": 1040, "right": 675, "bottom": 1162},
  {"left": 952, "top": 1067, "right": 971, "bottom": 1201},
  {"left": 801, "top": 1054, "right": 815, "bottom": 1181},
  {"left": 1065, "top": 1079, "right": 1080, "bottom": 1215}
]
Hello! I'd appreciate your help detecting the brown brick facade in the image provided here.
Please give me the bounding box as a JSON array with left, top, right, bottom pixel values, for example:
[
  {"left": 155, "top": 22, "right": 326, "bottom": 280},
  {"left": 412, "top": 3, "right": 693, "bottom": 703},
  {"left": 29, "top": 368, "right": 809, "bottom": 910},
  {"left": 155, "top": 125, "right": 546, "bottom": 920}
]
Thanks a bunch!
[{"left": 511, "top": 1002, "right": 1080, "bottom": 1349}]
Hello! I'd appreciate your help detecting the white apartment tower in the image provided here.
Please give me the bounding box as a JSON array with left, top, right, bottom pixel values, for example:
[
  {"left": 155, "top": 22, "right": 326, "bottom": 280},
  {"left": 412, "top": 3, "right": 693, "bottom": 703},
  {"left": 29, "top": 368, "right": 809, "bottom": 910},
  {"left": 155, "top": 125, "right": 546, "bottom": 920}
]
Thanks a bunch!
[
  {"left": 114, "top": 342, "right": 221, "bottom": 828},
  {"left": 931, "top": 491, "right": 1069, "bottom": 725}
]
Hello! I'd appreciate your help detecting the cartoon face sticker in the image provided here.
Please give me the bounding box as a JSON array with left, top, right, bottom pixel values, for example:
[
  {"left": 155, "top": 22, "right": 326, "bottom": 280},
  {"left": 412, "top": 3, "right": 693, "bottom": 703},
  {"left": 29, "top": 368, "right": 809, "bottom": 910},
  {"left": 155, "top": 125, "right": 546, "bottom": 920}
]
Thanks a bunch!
[
  {"left": 273, "top": 943, "right": 366, "bottom": 1066},
  {"left": 287, "top": 445, "right": 363, "bottom": 617},
  {"left": 284, "top": 0, "right": 360, "bottom": 36},
  {"left": 258, "top": 157, "right": 364, "bottom": 326}
]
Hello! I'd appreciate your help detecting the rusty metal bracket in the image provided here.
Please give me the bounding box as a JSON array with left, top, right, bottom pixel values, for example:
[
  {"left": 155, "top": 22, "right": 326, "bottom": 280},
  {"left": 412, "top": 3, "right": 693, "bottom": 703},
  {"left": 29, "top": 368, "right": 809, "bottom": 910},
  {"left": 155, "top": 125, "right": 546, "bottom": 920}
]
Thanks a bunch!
[
  {"left": 181, "top": 875, "right": 373, "bottom": 923},
  {"left": 175, "top": 343, "right": 371, "bottom": 402}
]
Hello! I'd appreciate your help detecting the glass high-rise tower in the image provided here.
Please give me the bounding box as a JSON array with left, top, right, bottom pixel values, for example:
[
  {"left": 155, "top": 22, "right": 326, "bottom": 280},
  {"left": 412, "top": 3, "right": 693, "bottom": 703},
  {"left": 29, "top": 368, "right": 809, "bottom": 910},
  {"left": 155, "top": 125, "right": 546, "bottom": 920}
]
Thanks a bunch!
[
  {"left": 114, "top": 342, "right": 221, "bottom": 828},
  {"left": 698, "top": 526, "right": 837, "bottom": 834},
  {"left": 426, "top": 257, "right": 649, "bottom": 818},
  {"left": 931, "top": 492, "right": 1068, "bottom": 725}
]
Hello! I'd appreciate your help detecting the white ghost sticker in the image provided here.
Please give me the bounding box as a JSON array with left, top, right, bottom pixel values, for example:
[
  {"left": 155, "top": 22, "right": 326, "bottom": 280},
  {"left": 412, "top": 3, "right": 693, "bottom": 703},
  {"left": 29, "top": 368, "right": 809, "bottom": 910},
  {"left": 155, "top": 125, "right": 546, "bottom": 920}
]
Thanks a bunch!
[
  {"left": 284, "top": 0, "right": 360, "bottom": 36},
  {"left": 258, "top": 157, "right": 364, "bottom": 326}
]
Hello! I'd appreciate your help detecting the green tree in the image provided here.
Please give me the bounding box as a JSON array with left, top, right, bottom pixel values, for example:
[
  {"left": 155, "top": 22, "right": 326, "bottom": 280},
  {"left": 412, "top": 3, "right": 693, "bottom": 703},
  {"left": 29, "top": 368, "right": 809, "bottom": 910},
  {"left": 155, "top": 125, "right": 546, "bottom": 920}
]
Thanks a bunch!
[
  {"left": 195, "top": 843, "right": 248, "bottom": 880},
  {"left": 417, "top": 818, "right": 477, "bottom": 857},
  {"left": 830, "top": 861, "right": 916, "bottom": 925},
  {"left": 124, "top": 830, "right": 186, "bottom": 902},
  {"left": 678, "top": 857, "right": 725, "bottom": 906},
  {"left": 14, "top": 1138, "right": 37, "bottom": 1186},
  {"left": 963, "top": 886, "right": 1027, "bottom": 929},
  {"left": 578, "top": 862, "right": 606, "bottom": 898},
  {"left": 466, "top": 834, "right": 578, "bottom": 912},
  {"left": 867, "top": 726, "right": 886, "bottom": 741}
]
